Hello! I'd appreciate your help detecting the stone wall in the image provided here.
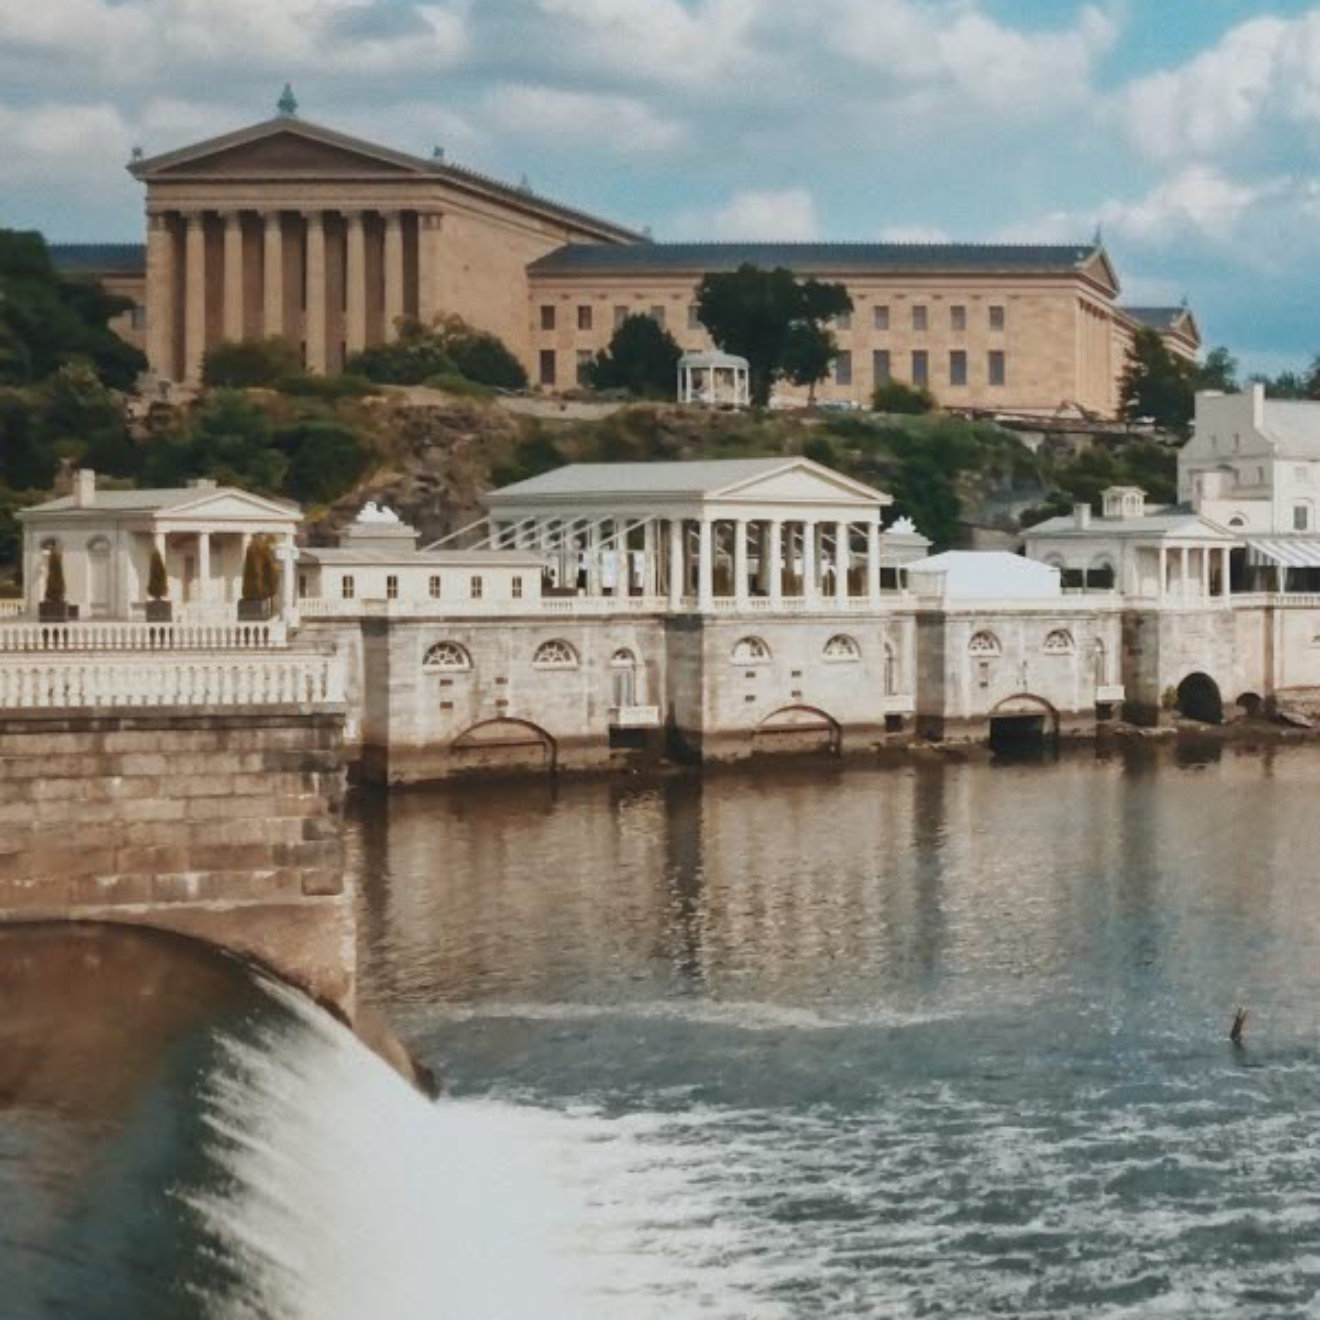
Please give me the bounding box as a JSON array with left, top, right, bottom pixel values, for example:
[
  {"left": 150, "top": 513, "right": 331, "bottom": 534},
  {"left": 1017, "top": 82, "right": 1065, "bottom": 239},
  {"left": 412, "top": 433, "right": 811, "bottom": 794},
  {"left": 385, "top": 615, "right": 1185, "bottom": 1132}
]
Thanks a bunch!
[{"left": 0, "top": 707, "right": 354, "bottom": 1014}]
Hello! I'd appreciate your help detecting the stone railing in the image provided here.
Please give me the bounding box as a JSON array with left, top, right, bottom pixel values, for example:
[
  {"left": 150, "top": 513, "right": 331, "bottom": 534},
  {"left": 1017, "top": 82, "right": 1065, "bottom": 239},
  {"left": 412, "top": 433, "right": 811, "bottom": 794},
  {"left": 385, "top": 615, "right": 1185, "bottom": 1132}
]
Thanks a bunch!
[
  {"left": 0, "top": 619, "right": 287, "bottom": 652},
  {"left": 0, "top": 650, "right": 343, "bottom": 710},
  {"left": 1230, "top": 593, "right": 1320, "bottom": 609},
  {"left": 0, "top": 600, "right": 22, "bottom": 619}
]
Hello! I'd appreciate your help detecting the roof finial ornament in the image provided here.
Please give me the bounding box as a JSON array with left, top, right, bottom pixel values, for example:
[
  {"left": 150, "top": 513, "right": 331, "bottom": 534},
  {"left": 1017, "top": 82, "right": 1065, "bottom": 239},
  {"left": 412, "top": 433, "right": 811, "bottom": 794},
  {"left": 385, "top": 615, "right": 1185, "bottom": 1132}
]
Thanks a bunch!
[
  {"left": 432, "top": 144, "right": 445, "bottom": 162},
  {"left": 130, "top": 145, "right": 143, "bottom": 162},
  {"left": 1092, "top": 223, "right": 1104, "bottom": 248},
  {"left": 277, "top": 83, "right": 298, "bottom": 118}
]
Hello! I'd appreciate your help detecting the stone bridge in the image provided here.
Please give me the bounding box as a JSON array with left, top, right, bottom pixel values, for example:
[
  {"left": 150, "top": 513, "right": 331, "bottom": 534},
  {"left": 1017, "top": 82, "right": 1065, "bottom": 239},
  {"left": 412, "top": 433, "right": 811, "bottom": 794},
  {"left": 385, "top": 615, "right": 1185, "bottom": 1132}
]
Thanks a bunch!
[{"left": 0, "top": 648, "right": 355, "bottom": 1016}]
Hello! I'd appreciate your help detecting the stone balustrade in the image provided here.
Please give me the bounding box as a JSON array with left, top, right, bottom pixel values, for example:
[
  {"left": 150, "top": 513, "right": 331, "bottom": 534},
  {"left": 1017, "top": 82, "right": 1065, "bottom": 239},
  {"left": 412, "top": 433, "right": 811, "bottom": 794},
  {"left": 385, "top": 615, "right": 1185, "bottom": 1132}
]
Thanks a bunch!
[
  {"left": 0, "top": 601, "right": 22, "bottom": 618},
  {"left": 0, "top": 620, "right": 287, "bottom": 651},
  {"left": 0, "top": 650, "right": 343, "bottom": 709}
]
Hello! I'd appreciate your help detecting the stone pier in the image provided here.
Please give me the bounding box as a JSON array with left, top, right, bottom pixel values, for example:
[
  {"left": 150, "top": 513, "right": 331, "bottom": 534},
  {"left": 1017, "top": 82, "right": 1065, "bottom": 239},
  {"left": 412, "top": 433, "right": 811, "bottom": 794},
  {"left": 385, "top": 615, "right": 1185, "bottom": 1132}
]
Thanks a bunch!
[{"left": 0, "top": 706, "right": 354, "bottom": 1015}]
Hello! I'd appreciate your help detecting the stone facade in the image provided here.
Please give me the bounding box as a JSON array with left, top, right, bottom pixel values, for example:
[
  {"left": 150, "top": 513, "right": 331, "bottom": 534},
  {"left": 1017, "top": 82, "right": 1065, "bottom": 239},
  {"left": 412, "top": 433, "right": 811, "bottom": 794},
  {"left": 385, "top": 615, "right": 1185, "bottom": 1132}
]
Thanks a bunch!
[{"left": 0, "top": 708, "right": 354, "bottom": 1013}]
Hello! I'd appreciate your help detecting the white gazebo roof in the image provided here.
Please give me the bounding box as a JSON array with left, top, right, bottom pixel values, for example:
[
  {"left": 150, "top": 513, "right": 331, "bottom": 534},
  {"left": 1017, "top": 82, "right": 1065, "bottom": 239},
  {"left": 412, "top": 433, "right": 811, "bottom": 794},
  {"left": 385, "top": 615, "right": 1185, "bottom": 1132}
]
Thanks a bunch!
[
  {"left": 678, "top": 349, "right": 749, "bottom": 370},
  {"left": 908, "top": 551, "right": 1061, "bottom": 601}
]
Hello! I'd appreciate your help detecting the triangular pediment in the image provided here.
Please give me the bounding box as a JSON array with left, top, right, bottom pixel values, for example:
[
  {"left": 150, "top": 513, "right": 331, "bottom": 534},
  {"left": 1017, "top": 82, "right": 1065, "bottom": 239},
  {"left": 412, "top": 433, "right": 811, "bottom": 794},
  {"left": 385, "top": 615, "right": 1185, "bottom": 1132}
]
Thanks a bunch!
[
  {"left": 159, "top": 490, "right": 302, "bottom": 522},
  {"left": 715, "top": 460, "right": 891, "bottom": 506},
  {"left": 133, "top": 118, "right": 432, "bottom": 181},
  {"left": 1081, "top": 248, "right": 1121, "bottom": 296}
]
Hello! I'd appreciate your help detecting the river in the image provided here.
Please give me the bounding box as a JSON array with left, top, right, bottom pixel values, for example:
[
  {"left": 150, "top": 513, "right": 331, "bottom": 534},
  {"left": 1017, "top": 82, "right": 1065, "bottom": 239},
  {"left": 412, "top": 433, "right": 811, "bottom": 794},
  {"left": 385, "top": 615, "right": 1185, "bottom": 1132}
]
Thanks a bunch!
[{"left": 8, "top": 743, "right": 1320, "bottom": 1316}]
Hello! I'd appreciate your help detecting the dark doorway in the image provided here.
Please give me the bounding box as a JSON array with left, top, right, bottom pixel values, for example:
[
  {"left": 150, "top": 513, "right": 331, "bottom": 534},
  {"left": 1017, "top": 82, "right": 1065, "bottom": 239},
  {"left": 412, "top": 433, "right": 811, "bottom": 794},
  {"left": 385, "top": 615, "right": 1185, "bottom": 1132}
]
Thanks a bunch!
[
  {"left": 1176, "top": 673, "right": 1224, "bottom": 725},
  {"left": 989, "top": 713, "right": 1049, "bottom": 753}
]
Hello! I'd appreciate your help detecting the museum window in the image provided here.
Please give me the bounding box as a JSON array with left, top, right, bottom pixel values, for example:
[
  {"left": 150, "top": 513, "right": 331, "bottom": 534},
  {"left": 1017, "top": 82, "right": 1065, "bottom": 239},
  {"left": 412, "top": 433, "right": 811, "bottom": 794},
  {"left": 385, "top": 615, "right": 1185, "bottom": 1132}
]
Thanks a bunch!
[
  {"left": 533, "top": 639, "right": 579, "bottom": 669},
  {"left": 470, "top": 575, "right": 484, "bottom": 599},
  {"left": 949, "top": 350, "right": 968, "bottom": 387},
  {"left": 386, "top": 574, "right": 399, "bottom": 600},
  {"left": 539, "top": 350, "right": 556, "bottom": 386},
  {"left": 429, "top": 575, "right": 442, "bottom": 599},
  {"left": 512, "top": 576, "right": 524, "bottom": 599},
  {"left": 951, "top": 305, "right": 967, "bottom": 332},
  {"left": 989, "top": 350, "right": 1006, "bottom": 387},
  {"left": 577, "top": 304, "right": 593, "bottom": 331},
  {"left": 911, "top": 350, "right": 929, "bottom": 386},
  {"left": 687, "top": 304, "right": 701, "bottom": 331},
  {"left": 873, "top": 305, "right": 890, "bottom": 331},
  {"left": 423, "top": 641, "right": 471, "bottom": 672},
  {"left": 989, "top": 304, "right": 1006, "bottom": 331},
  {"left": 834, "top": 351, "right": 853, "bottom": 386},
  {"left": 912, "top": 305, "right": 928, "bottom": 332},
  {"left": 540, "top": 305, "right": 556, "bottom": 331},
  {"left": 872, "top": 349, "right": 891, "bottom": 385},
  {"left": 341, "top": 575, "right": 355, "bottom": 600},
  {"left": 650, "top": 305, "right": 666, "bottom": 326},
  {"left": 835, "top": 311, "right": 852, "bottom": 331}
]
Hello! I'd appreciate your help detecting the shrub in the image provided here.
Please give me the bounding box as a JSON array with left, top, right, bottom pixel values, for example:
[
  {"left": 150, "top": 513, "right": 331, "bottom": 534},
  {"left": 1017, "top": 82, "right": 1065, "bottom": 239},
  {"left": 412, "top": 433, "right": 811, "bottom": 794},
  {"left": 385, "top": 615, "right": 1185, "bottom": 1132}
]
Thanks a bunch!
[
  {"left": 802, "top": 436, "right": 837, "bottom": 466},
  {"left": 202, "top": 337, "right": 302, "bottom": 389},
  {"left": 279, "top": 420, "right": 372, "bottom": 505},
  {"left": 347, "top": 317, "right": 528, "bottom": 390},
  {"left": 586, "top": 314, "right": 682, "bottom": 398},
  {"left": 425, "top": 371, "right": 495, "bottom": 399},
  {"left": 275, "top": 372, "right": 378, "bottom": 400},
  {"left": 147, "top": 548, "right": 168, "bottom": 600},
  {"left": 44, "top": 543, "right": 65, "bottom": 604},
  {"left": 445, "top": 332, "right": 527, "bottom": 390},
  {"left": 241, "top": 536, "right": 277, "bottom": 602},
  {"left": 873, "top": 380, "right": 937, "bottom": 415}
]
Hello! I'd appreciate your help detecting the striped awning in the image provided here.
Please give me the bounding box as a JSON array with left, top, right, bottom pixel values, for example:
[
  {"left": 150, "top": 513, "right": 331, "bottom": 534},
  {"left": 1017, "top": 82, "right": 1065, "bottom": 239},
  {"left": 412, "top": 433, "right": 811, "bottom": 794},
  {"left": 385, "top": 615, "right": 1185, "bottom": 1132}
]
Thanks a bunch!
[{"left": 1246, "top": 538, "right": 1320, "bottom": 569}]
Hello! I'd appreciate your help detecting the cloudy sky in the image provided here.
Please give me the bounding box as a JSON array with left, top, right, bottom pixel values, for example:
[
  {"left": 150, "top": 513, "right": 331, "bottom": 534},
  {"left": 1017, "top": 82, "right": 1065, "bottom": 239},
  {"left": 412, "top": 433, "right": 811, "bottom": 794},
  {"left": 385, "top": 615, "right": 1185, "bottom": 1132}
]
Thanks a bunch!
[{"left": 5, "top": 0, "right": 1320, "bottom": 372}]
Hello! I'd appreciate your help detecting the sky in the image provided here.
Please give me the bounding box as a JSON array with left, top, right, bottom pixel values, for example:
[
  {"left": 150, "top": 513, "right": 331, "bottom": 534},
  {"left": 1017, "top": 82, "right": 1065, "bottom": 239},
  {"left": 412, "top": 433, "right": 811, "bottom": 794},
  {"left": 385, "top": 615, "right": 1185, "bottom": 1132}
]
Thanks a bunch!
[{"left": 5, "top": 0, "right": 1320, "bottom": 374}]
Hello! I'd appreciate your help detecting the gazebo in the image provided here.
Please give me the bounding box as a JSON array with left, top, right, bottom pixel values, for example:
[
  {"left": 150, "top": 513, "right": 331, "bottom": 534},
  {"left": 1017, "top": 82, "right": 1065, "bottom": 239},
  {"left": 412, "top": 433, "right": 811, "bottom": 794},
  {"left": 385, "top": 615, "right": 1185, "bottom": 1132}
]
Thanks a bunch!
[{"left": 678, "top": 350, "right": 750, "bottom": 409}]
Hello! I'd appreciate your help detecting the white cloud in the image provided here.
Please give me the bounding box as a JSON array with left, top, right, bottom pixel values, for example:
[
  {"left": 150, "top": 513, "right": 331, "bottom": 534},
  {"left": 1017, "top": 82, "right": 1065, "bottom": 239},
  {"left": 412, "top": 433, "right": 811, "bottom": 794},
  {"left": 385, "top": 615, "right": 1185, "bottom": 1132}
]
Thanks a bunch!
[
  {"left": 484, "top": 85, "right": 683, "bottom": 153},
  {"left": 676, "top": 187, "right": 821, "bottom": 240},
  {"left": 0, "top": 101, "right": 133, "bottom": 190}
]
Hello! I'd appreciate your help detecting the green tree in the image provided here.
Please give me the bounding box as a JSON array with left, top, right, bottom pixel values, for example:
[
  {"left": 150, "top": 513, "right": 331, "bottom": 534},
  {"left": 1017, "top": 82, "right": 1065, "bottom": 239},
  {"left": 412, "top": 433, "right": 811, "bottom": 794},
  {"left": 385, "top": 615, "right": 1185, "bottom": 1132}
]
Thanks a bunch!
[
  {"left": 202, "top": 337, "right": 302, "bottom": 388},
  {"left": 36, "top": 362, "right": 138, "bottom": 477},
  {"left": 1196, "top": 346, "right": 1239, "bottom": 393},
  {"left": 873, "top": 379, "right": 936, "bottom": 415},
  {"left": 44, "top": 543, "right": 65, "bottom": 605},
  {"left": 694, "top": 265, "right": 852, "bottom": 406},
  {"left": 781, "top": 321, "right": 838, "bottom": 404},
  {"left": 587, "top": 314, "right": 682, "bottom": 397},
  {"left": 146, "top": 548, "right": 168, "bottom": 601},
  {"left": 141, "top": 391, "right": 286, "bottom": 493},
  {"left": 444, "top": 325, "right": 528, "bottom": 389},
  {"left": 278, "top": 419, "right": 371, "bottom": 505},
  {"left": 347, "top": 316, "right": 527, "bottom": 390},
  {"left": 1120, "top": 327, "right": 1194, "bottom": 432}
]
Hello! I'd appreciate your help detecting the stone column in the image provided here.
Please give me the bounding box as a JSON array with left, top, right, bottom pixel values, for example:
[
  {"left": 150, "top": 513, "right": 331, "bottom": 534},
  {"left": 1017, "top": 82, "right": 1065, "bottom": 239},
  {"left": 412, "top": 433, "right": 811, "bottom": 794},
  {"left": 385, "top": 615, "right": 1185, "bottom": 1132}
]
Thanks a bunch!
[
  {"left": 769, "top": 520, "right": 783, "bottom": 606},
  {"left": 345, "top": 211, "right": 367, "bottom": 356},
  {"left": 153, "top": 532, "right": 169, "bottom": 600},
  {"left": 183, "top": 213, "right": 207, "bottom": 384},
  {"left": 835, "top": 520, "right": 850, "bottom": 605},
  {"left": 263, "top": 212, "right": 285, "bottom": 339},
  {"left": 1180, "top": 547, "right": 1190, "bottom": 601},
  {"left": 698, "top": 518, "right": 714, "bottom": 611},
  {"left": 145, "top": 211, "right": 176, "bottom": 381},
  {"left": 1200, "top": 547, "right": 1211, "bottom": 600},
  {"left": 279, "top": 537, "right": 297, "bottom": 619},
  {"left": 642, "top": 520, "right": 657, "bottom": 597},
  {"left": 733, "top": 519, "right": 748, "bottom": 604},
  {"left": 222, "top": 212, "right": 244, "bottom": 343},
  {"left": 587, "top": 520, "right": 602, "bottom": 596},
  {"left": 198, "top": 532, "right": 211, "bottom": 604},
  {"left": 668, "top": 520, "right": 683, "bottom": 610},
  {"left": 417, "top": 212, "right": 443, "bottom": 324},
  {"left": 802, "top": 520, "right": 817, "bottom": 602},
  {"left": 1222, "top": 546, "right": 1232, "bottom": 598},
  {"left": 867, "top": 520, "right": 882, "bottom": 605},
  {"left": 303, "top": 211, "right": 327, "bottom": 374},
  {"left": 383, "top": 210, "right": 405, "bottom": 340}
]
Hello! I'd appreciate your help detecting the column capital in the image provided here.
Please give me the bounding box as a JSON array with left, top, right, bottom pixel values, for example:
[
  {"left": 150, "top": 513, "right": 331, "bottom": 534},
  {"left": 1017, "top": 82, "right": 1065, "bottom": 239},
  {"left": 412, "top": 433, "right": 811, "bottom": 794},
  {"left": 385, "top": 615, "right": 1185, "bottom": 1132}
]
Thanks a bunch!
[{"left": 301, "top": 208, "right": 325, "bottom": 226}]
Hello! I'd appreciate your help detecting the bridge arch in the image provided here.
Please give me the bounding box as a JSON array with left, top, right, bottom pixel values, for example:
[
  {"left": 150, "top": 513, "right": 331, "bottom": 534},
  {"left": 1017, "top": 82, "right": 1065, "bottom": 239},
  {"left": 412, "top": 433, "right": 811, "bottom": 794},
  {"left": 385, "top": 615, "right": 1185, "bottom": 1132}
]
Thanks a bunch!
[
  {"left": 752, "top": 705, "right": 841, "bottom": 756},
  {"left": 1176, "top": 672, "right": 1224, "bottom": 725},
  {"left": 451, "top": 717, "right": 557, "bottom": 773},
  {"left": 989, "top": 693, "right": 1059, "bottom": 751}
]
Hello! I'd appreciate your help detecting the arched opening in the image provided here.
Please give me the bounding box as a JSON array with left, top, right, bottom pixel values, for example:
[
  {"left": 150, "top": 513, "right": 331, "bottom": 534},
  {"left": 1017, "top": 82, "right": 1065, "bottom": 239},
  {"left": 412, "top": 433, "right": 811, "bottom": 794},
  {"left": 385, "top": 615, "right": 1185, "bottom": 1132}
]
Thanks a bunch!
[
  {"left": 1176, "top": 673, "right": 1224, "bottom": 725},
  {"left": 610, "top": 648, "right": 638, "bottom": 708},
  {"left": 989, "top": 695, "right": 1058, "bottom": 754},
  {"left": 451, "top": 719, "right": 557, "bottom": 774},
  {"left": 752, "top": 705, "right": 841, "bottom": 757},
  {"left": 1236, "top": 691, "right": 1264, "bottom": 719}
]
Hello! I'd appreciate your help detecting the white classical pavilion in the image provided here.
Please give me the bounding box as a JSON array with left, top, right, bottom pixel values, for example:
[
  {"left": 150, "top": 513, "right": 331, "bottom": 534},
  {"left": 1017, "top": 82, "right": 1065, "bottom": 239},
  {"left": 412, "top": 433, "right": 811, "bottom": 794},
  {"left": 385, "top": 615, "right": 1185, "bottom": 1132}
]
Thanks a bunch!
[
  {"left": 678, "top": 350, "right": 751, "bottom": 409},
  {"left": 17, "top": 470, "right": 301, "bottom": 620},
  {"left": 481, "top": 457, "right": 926, "bottom": 610}
]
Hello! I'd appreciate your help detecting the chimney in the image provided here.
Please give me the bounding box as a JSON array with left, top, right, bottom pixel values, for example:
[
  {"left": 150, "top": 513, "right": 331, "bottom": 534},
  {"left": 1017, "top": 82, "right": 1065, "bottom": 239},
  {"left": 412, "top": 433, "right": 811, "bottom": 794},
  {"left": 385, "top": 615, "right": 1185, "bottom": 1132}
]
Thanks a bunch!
[
  {"left": 188, "top": 477, "right": 217, "bottom": 490},
  {"left": 1073, "top": 503, "right": 1092, "bottom": 530},
  {"left": 73, "top": 469, "right": 96, "bottom": 509},
  {"left": 1251, "top": 381, "right": 1265, "bottom": 429}
]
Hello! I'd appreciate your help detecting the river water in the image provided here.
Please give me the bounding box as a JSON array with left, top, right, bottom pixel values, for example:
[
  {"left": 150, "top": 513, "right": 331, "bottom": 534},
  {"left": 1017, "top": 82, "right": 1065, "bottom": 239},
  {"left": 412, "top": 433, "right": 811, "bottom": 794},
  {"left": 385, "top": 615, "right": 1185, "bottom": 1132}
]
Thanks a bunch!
[{"left": 9, "top": 744, "right": 1320, "bottom": 1316}]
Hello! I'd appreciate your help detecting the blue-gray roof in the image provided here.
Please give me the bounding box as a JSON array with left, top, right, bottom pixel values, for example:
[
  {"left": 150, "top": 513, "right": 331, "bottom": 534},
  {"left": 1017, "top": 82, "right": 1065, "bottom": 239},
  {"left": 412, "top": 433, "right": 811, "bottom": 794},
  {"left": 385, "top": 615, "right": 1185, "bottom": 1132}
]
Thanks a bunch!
[
  {"left": 530, "top": 242, "right": 1105, "bottom": 276},
  {"left": 49, "top": 243, "right": 146, "bottom": 274},
  {"left": 1123, "top": 306, "right": 1187, "bottom": 330}
]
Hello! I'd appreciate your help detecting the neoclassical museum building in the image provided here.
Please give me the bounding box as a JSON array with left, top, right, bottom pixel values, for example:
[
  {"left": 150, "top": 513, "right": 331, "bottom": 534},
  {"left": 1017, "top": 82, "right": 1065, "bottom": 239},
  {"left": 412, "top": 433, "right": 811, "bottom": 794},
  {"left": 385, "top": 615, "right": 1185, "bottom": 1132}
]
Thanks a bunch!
[{"left": 53, "top": 92, "right": 1200, "bottom": 416}]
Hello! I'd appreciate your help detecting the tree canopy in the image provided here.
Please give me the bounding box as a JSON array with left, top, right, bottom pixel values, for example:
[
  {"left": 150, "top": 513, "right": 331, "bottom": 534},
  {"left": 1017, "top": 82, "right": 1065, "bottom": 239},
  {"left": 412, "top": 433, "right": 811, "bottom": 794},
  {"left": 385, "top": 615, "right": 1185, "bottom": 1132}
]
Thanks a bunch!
[
  {"left": 694, "top": 265, "right": 851, "bottom": 405},
  {"left": 1119, "top": 327, "right": 1195, "bottom": 432},
  {"left": 347, "top": 316, "right": 527, "bottom": 390},
  {"left": 586, "top": 313, "right": 682, "bottom": 397}
]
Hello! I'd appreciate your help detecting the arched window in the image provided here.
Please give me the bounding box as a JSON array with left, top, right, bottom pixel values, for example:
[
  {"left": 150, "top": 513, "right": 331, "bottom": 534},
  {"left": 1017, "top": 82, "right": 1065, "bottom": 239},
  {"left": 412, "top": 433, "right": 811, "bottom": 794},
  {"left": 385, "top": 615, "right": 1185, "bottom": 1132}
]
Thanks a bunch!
[
  {"left": 968, "top": 630, "right": 1001, "bottom": 656},
  {"left": 1228, "top": 515, "right": 1247, "bottom": 529},
  {"left": 611, "top": 648, "right": 638, "bottom": 706},
  {"left": 610, "top": 648, "right": 637, "bottom": 668},
  {"left": 731, "top": 636, "right": 771, "bottom": 665},
  {"left": 423, "top": 641, "right": 471, "bottom": 672},
  {"left": 1043, "top": 629, "right": 1075, "bottom": 655},
  {"left": 533, "top": 639, "right": 579, "bottom": 669},
  {"left": 823, "top": 634, "right": 861, "bottom": 662}
]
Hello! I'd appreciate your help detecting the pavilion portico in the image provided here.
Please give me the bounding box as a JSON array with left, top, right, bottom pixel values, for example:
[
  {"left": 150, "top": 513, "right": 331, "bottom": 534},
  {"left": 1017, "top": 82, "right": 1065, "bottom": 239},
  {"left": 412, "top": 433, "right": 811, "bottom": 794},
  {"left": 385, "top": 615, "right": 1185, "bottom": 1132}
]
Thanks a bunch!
[{"left": 479, "top": 458, "right": 925, "bottom": 611}]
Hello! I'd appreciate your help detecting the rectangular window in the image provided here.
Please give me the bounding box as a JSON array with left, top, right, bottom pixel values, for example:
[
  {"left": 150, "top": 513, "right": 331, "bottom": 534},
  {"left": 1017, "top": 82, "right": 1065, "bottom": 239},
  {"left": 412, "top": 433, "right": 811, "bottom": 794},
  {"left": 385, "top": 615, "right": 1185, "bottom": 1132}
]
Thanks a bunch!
[
  {"left": 386, "top": 574, "right": 399, "bottom": 600},
  {"left": 470, "top": 575, "right": 484, "bottom": 599},
  {"left": 835, "top": 311, "right": 852, "bottom": 331},
  {"left": 577, "top": 304, "right": 593, "bottom": 331},
  {"left": 576, "top": 349, "right": 593, "bottom": 386},
  {"left": 687, "top": 304, "right": 701, "bottom": 331},
  {"left": 512, "top": 576, "right": 524, "bottom": 599},
  {"left": 540, "top": 305, "right": 556, "bottom": 331},
  {"left": 912, "top": 305, "right": 928, "bottom": 332},
  {"left": 834, "top": 350, "right": 853, "bottom": 386},
  {"left": 341, "top": 575, "right": 355, "bottom": 600},
  {"left": 988, "top": 350, "right": 1006, "bottom": 386},
  {"left": 911, "top": 350, "right": 929, "bottom": 386},
  {"left": 429, "top": 575, "right": 441, "bottom": 599},
  {"left": 1296, "top": 466, "right": 1310, "bottom": 483},
  {"left": 539, "top": 350, "right": 557, "bottom": 386},
  {"left": 650, "top": 305, "right": 666, "bottom": 326},
  {"left": 989, "top": 304, "right": 1006, "bottom": 331},
  {"left": 614, "top": 305, "right": 629, "bottom": 330},
  {"left": 951, "top": 305, "right": 967, "bottom": 332},
  {"left": 949, "top": 350, "right": 967, "bottom": 387},
  {"left": 1296, "top": 505, "right": 1311, "bottom": 531},
  {"left": 873, "top": 349, "right": 891, "bottom": 384},
  {"left": 874, "top": 305, "right": 890, "bottom": 331}
]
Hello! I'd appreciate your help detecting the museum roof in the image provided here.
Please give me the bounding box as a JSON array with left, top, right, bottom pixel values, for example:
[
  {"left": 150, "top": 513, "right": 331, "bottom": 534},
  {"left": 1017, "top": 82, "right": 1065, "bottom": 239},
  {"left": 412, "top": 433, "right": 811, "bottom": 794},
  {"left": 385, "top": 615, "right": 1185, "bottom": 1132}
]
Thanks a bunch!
[
  {"left": 1022, "top": 508, "right": 1237, "bottom": 540},
  {"left": 49, "top": 243, "right": 146, "bottom": 274},
  {"left": 1123, "top": 306, "right": 1185, "bottom": 330},
  {"left": 529, "top": 241, "right": 1108, "bottom": 277}
]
